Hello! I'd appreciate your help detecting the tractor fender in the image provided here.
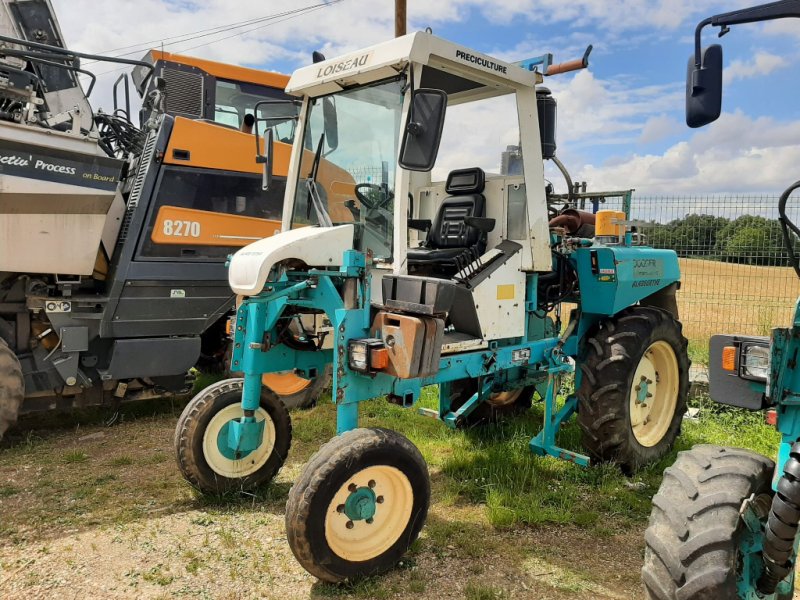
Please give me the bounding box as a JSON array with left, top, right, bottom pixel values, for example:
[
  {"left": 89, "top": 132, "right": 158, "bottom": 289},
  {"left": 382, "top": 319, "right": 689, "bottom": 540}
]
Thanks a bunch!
[{"left": 228, "top": 225, "right": 354, "bottom": 296}]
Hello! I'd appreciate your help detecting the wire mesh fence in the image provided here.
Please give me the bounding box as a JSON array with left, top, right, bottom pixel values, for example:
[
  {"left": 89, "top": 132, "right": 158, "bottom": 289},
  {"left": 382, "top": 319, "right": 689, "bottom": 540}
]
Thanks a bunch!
[{"left": 591, "top": 193, "right": 800, "bottom": 354}]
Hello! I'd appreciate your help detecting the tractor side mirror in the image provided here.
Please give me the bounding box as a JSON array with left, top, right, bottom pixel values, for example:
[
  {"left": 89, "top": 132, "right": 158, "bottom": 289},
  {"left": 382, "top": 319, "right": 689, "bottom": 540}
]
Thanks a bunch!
[
  {"left": 399, "top": 88, "right": 447, "bottom": 172},
  {"left": 323, "top": 97, "right": 338, "bottom": 151},
  {"left": 686, "top": 44, "right": 723, "bottom": 128},
  {"left": 256, "top": 128, "right": 274, "bottom": 191}
]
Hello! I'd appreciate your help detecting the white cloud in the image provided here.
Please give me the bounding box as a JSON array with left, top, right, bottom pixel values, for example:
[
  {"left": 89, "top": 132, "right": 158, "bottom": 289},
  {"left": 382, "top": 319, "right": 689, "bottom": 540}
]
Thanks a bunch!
[
  {"left": 40, "top": 0, "right": 800, "bottom": 195},
  {"left": 578, "top": 111, "right": 800, "bottom": 193},
  {"left": 640, "top": 114, "right": 682, "bottom": 143},
  {"left": 724, "top": 51, "right": 788, "bottom": 84}
]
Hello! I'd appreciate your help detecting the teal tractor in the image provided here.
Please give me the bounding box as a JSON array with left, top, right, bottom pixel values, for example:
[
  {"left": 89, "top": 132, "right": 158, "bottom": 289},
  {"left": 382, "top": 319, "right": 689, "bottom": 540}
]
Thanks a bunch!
[
  {"left": 174, "top": 32, "right": 691, "bottom": 582},
  {"left": 642, "top": 2, "right": 800, "bottom": 599}
]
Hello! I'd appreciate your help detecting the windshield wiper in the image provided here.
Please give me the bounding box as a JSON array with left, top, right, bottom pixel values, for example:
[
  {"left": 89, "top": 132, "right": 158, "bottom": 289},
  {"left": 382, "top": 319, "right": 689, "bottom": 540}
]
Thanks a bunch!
[{"left": 306, "top": 133, "right": 333, "bottom": 227}]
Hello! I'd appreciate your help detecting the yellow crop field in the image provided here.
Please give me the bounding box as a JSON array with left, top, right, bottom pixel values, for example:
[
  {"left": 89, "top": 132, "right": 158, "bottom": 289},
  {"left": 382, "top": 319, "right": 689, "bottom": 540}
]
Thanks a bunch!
[{"left": 677, "top": 258, "right": 799, "bottom": 341}]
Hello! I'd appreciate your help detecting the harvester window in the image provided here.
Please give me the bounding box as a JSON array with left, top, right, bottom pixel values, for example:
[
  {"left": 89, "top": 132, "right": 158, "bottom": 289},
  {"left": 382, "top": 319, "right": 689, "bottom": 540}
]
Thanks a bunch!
[
  {"left": 137, "top": 166, "right": 284, "bottom": 261},
  {"left": 214, "top": 79, "right": 298, "bottom": 142}
]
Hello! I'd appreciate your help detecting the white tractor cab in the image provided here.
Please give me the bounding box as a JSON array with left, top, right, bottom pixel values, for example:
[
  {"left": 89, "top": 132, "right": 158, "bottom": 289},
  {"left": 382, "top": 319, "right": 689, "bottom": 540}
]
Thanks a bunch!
[
  {"left": 175, "top": 32, "right": 690, "bottom": 582},
  {"left": 233, "top": 33, "right": 552, "bottom": 345}
]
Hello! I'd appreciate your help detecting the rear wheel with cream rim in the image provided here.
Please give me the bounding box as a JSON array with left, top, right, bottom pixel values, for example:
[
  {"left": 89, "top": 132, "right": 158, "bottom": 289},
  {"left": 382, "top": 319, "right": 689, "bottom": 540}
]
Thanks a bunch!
[
  {"left": 174, "top": 378, "right": 291, "bottom": 494},
  {"left": 577, "top": 306, "right": 689, "bottom": 474},
  {"left": 285, "top": 428, "right": 430, "bottom": 582}
]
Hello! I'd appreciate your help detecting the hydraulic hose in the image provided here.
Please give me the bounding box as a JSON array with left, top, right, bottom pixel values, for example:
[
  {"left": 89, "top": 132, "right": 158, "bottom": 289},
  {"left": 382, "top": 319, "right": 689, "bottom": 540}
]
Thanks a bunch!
[
  {"left": 550, "top": 155, "right": 575, "bottom": 206},
  {"left": 759, "top": 441, "right": 800, "bottom": 594}
]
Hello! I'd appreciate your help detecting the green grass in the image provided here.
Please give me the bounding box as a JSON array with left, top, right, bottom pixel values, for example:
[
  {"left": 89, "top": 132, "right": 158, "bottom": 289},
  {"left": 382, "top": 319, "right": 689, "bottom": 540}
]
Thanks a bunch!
[
  {"left": 289, "top": 386, "right": 781, "bottom": 533},
  {"left": 687, "top": 339, "right": 709, "bottom": 366},
  {"left": 0, "top": 376, "right": 782, "bottom": 599},
  {"left": 464, "top": 581, "right": 509, "bottom": 600},
  {"left": 62, "top": 450, "right": 89, "bottom": 464}
]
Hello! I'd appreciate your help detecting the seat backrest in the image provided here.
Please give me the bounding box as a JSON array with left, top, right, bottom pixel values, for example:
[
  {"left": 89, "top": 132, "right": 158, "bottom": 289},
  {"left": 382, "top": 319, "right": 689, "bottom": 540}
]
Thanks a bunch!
[{"left": 427, "top": 168, "right": 486, "bottom": 249}]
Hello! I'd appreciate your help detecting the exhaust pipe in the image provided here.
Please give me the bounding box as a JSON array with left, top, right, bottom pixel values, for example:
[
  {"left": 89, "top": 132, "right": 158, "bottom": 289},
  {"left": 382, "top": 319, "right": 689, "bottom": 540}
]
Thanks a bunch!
[
  {"left": 241, "top": 113, "right": 255, "bottom": 134},
  {"left": 549, "top": 208, "right": 596, "bottom": 238}
]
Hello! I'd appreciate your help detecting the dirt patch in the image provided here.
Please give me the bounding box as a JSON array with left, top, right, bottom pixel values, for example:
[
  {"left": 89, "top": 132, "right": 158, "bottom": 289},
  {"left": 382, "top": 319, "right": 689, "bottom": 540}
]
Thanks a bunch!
[{"left": 0, "top": 409, "right": 649, "bottom": 599}]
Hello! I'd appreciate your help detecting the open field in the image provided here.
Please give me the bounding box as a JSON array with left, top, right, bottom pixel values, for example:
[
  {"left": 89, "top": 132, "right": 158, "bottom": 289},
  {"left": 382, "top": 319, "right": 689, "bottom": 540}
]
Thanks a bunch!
[
  {"left": 0, "top": 390, "right": 793, "bottom": 599},
  {"left": 677, "top": 258, "right": 798, "bottom": 342}
]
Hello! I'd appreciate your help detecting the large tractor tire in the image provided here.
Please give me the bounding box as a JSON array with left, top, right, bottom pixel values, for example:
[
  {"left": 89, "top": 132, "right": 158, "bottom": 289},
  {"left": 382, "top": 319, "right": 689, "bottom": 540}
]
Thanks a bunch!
[
  {"left": 286, "top": 428, "right": 430, "bottom": 582},
  {"left": 0, "top": 338, "right": 24, "bottom": 441},
  {"left": 447, "top": 378, "right": 537, "bottom": 427},
  {"left": 577, "top": 306, "right": 689, "bottom": 473},
  {"left": 175, "top": 378, "right": 291, "bottom": 494},
  {"left": 642, "top": 445, "right": 778, "bottom": 600}
]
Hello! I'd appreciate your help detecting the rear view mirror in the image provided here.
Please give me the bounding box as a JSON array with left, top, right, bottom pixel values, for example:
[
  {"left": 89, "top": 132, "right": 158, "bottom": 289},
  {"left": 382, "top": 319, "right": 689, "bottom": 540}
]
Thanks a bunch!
[
  {"left": 686, "top": 44, "right": 723, "bottom": 128},
  {"left": 399, "top": 89, "right": 447, "bottom": 172},
  {"left": 323, "top": 97, "right": 338, "bottom": 151}
]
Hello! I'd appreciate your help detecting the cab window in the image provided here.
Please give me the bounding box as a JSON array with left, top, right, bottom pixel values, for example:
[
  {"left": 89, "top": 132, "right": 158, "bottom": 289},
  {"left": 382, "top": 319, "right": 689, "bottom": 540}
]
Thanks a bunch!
[{"left": 214, "top": 79, "right": 299, "bottom": 143}]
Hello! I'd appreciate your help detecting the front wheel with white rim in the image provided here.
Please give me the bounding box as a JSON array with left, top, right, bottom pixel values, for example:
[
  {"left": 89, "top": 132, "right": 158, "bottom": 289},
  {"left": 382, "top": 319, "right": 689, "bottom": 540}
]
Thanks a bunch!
[
  {"left": 285, "top": 428, "right": 430, "bottom": 582},
  {"left": 577, "top": 306, "right": 690, "bottom": 474},
  {"left": 174, "top": 378, "right": 291, "bottom": 494}
]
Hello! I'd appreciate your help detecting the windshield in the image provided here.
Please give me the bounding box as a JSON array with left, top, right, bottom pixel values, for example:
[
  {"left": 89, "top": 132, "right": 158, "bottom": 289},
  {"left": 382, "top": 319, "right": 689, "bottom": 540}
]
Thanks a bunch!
[{"left": 291, "top": 77, "right": 405, "bottom": 262}]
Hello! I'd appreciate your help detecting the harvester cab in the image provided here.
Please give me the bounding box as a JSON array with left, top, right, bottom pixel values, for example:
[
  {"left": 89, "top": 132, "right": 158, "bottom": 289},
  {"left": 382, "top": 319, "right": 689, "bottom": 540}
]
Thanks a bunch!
[
  {"left": 176, "top": 31, "right": 692, "bottom": 582},
  {"left": 643, "top": 2, "right": 800, "bottom": 599},
  {"left": 0, "top": 0, "right": 329, "bottom": 440}
]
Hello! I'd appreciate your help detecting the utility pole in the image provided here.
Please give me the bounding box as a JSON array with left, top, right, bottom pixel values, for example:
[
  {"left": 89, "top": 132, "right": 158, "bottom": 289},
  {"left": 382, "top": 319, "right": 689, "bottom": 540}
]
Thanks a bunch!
[{"left": 395, "top": 0, "right": 406, "bottom": 37}]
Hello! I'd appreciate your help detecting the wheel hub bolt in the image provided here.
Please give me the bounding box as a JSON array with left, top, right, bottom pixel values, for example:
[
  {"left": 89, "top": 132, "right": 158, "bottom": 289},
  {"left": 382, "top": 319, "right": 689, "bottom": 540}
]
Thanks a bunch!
[
  {"left": 336, "top": 504, "right": 345, "bottom": 513},
  {"left": 346, "top": 520, "right": 354, "bottom": 529},
  {"left": 366, "top": 517, "right": 374, "bottom": 524},
  {"left": 368, "top": 480, "right": 376, "bottom": 488},
  {"left": 348, "top": 483, "right": 357, "bottom": 492},
  {"left": 376, "top": 495, "right": 384, "bottom": 504}
]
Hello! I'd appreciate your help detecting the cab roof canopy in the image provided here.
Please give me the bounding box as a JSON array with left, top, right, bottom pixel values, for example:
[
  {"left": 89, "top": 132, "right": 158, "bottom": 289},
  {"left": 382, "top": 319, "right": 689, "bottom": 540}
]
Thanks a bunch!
[{"left": 285, "top": 31, "right": 541, "bottom": 105}]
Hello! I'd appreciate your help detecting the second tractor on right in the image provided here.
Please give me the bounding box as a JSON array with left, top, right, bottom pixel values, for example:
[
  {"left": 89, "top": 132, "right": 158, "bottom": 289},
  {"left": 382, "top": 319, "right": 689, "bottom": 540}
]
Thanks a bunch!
[{"left": 642, "top": 2, "right": 800, "bottom": 599}]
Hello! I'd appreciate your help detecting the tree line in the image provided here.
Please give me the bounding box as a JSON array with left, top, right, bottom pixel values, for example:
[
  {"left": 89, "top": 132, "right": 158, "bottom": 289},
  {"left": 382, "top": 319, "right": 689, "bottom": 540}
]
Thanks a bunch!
[{"left": 639, "top": 214, "right": 790, "bottom": 266}]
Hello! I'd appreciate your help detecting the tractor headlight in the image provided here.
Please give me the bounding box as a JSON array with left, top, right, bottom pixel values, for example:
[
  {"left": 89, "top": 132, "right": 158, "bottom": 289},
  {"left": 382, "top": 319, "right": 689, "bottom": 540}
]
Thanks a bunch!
[
  {"left": 740, "top": 343, "right": 770, "bottom": 382},
  {"left": 348, "top": 339, "right": 387, "bottom": 374}
]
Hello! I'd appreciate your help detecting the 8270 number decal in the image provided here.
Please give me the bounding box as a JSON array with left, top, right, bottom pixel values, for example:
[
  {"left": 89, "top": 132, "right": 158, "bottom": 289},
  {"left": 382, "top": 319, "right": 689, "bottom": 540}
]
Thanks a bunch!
[{"left": 162, "top": 219, "right": 201, "bottom": 238}]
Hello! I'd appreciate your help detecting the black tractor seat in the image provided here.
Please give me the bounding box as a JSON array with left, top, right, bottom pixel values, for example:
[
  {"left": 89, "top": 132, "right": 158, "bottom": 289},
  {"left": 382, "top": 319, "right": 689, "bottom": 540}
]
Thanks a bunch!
[{"left": 408, "top": 167, "right": 492, "bottom": 274}]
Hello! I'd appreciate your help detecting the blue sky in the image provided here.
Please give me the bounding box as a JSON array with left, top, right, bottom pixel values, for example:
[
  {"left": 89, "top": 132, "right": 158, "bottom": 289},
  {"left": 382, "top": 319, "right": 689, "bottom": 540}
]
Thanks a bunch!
[{"left": 55, "top": 0, "right": 800, "bottom": 194}]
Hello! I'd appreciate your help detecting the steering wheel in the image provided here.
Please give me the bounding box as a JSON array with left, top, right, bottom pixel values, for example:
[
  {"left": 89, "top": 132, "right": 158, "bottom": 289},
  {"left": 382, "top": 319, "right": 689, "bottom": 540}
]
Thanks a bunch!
[{"left": 355, "top": 183, "right": 392, "bottom": 211}]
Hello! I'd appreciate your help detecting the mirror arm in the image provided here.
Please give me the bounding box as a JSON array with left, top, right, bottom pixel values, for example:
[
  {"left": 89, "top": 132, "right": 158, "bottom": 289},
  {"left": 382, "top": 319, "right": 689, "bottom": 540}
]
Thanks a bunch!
[
  {"left": 695, "top": 0, "right": 800, "bottom": 66},
  {"left": 258, "top": 129, "right": 274, "bottom": 191}
]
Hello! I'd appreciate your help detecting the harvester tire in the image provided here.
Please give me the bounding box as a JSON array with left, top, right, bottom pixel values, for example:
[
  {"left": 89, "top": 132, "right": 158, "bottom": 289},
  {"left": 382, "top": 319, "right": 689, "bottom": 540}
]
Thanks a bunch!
[
  {"left": 0, "top": 338, "right": 24, "bottom": 441},
  {"left": 286, "top": 427, "right": 430, "bottom": 582},
  {"left": 447, "top": 378, "right": 536, "bottom": 427},
  {"left": 642, "top": 445, "right": 775, "bottom": 600},
  {"left": 174, "top": 378, "right": 291, "bottom": 494},
  {"left": 263, "top": 365, "right": 332, "bottom": 410},
  {"left": 577, "top": 306, "right": 689, "bottom": 473}
]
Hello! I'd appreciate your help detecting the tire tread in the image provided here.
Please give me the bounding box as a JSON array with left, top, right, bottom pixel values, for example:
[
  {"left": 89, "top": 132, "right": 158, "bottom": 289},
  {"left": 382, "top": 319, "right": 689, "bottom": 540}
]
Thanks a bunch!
[
  {"left": 642, "top": 445, "right": 775, "bottom": 600},
  {"left": 577, "top": 306, "right": 690, "bottom": 472}
]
